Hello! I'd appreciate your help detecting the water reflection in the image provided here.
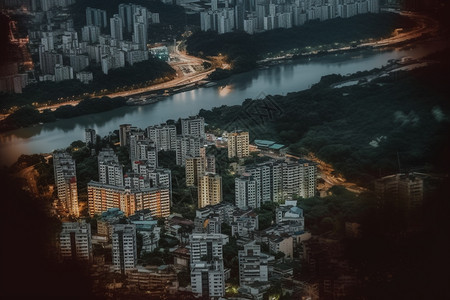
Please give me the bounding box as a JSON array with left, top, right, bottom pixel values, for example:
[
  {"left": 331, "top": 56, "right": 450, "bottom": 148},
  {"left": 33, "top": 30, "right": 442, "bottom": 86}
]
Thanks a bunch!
[{"left": 0, "top": 41, "right": 445, "bottom": 165}]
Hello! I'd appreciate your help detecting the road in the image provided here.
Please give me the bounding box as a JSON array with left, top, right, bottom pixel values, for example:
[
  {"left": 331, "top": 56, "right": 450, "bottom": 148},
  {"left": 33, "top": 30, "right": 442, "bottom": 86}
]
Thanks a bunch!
[
  {"left": 259, "top": 10, "right": 440, "bottom": 63},
  {"left": 359, "top": 11, "right": 440, "bottom": 48},
  {"left": 33, "top": 43, "right": 214, "bottom": 112},
  {"left": 4, "top": 11, "right": 439, "bottom": 118},
  {"left": 285, "top": 153, "right": 367, "bottom": 195}
]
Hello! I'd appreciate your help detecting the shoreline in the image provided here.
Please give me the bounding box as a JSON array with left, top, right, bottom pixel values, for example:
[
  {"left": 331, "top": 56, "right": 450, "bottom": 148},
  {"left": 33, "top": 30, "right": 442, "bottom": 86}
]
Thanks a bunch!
[{"left": 0, "top": 11, "right": 441, "bottom": 134}]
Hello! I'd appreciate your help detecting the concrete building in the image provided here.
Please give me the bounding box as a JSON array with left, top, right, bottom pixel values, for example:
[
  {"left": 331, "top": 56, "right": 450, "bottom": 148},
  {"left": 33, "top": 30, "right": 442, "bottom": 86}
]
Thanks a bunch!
[
  {"left": 88, "top": 181, "right": 170, "bottom": 218},
  {"left": 110, "top": 14, "right": 124, "bottom": 40},
  {"left": 101, "top": 50, "right": 125, "bottom": 74},
  {"left": 276, "top": 201, "right": 304, "bottom": 230},
  {"left": 69, "top": 54, "right": 89, "bottom": 72},
  {"left": 54, "top": 64, "right": 73, "bottom": 82},
  {"left": 81, "top": 25, "right": 100, "bottom": 43},
  {"left": 231, "top": 209, "right": 259, "bottom": 238},
  {"left": 53, "top": 152, "right": 79, "bottom": 217},
  {"left": 0, "top": 62, "right": 28, "bottom": 94},
  {"left": 198, "top": 173, "right": 222, "bottom": 208},
  {"left": 96, "top": 208, "right": 125, "bottom": 240},
  {"left": 98, "top": 148, "right": 123, "bottom": 187},
  {"left": 112, "top": 224, "right": 137, "bottom": 274},
  {"left": 60, "top": 221, "right": 93, "bottom": 262},
  {"left": 118, "top": 3, "right": 134, "bottom": 33},
  {"left": 228, "top": 130, "right": 249, "bottom": 159},
  {"left": 190, "top": 233, "right": 227, "bottom": 297},
  {"left": 132, "top": 7, "right": 148, "bottom": 50},
  {"left": 85, "top": 128, "right": 96, "bottom": 146},
  {"left": 206, "top": 155, "right": 216, "bottom": 173},
  {"left": 127, "top": 265, "right": 179, "bottom": 294},
  {"left": 238, "top": 242, "right": 269, "bottom": 285},
  {"left": 86, "top": 7, "right": 108, "bottom": 29},
  {"left": 176, "top": 135, "right": 203, "bottom": 166},
  {"left": 374, "top": 173, "right": 424, "bottom": 209},
  {"left": 146, "top": 123, "right": 177, "bottom": 152},
  {"left": 268, "top": 235, "right": 293, "bottom": 258},
  {"left": 246, "top": 159, "right": 317, "bottom": 203},
  {"left": 76, "top": 71, "right": 93, "bottom": 84},
  {"left": 129, "top": 209, "right": 161, "bottom": 254},
  {"left": 186, "top": 156, "right": 205, "bottom": 187},
  {"left": 119, "top": 124, "right": 132, "bottom": 146},
  {"left": 181, "top": 116, "right": 205, "bottom": 139},
  {"left": 235, "top": 173, "right": 260, "bottom": 209},
  {"left": 40, "top": 51, "right": 63, "bottom": 75}
]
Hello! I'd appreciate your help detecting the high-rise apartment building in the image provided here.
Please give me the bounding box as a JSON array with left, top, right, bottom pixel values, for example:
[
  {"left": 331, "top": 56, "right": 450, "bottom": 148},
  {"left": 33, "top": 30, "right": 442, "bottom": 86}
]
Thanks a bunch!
[
  {"left": 69, "top": 55, "right": 89, "bottom": 72},
  {"left": 227, "top": 130, "right": 249, "bottom": 158},
  {"left": 84, "top": 128, "right": 96, "bottom": 146},
  {"left": 181, "top": 116, "right": 205, "bottom": 139},
  {"left": 40, "top": 51, "right": 63, "bottom": 75},
  {"left": 118, "top": 3, "right": 134, "bottom": 33},
  {"left": 86, "top": 7, "right": 108, "bottom": 28},
  {"left": 374, "top": 173, "right": 424, "bottom": 209},
  {"left": 81, "top": 25, "right": 100, "bottom": 43},
  {"left": 98, "top": 148, "right": 123, "bottom": 187},
  {"left": 54, "top": 64, "right": 74, "bottom": 82},
  {"left": 112, "top": 224, "right": 137, "bottom": 274},
  {"left": 246, "top": 159, "right": 317, "bottom": 203},
  {"left": 146, "top": 123, "right": 177, "bottom": 151},
  {"left": 235, "top": 173, "right": 260, "bottom": 209},
  {"left": 132, "top": 7, "right": 148, "bottom": 50},
  {"left": 198, "top": 173, "right": 222, "bottom": 208},
  {"left": 59, "top": 221, "right": 93, "bottom": 262},
  {"left": 238, "top": 242, "right": 269, "bottom": 285},
  {"left": 88, "top": 181, "right": 170, "bottom": 218},
  {"left": 119, "top": 124, "right": 131, "bottom": 146},
  {"left": 53, "top": 152, "right": 79, "bottom": 217},
  {"left": 110, "top": 14, "right": 123, "bottom": 40},
  {"left": 176, "top": 135, "right": 203, "bottom": 166},
  {"left": 190, "top": 233, "right": 227, "bottom": 297},
  {"left": 186, "top": 156, "right": 205, "bottom": 187},
  {"left": 205, "top": 155, "right": 216, "bottom": 173}
]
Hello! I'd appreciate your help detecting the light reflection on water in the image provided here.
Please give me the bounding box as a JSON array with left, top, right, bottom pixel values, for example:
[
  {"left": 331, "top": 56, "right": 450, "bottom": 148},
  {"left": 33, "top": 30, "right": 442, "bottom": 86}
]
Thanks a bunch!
[{"left": 0, "top": 41, "right": 445, "bottom": 166}]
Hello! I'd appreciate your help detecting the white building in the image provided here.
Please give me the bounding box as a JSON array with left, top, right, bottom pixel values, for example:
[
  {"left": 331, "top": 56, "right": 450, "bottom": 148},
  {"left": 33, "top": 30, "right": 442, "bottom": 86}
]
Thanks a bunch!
[
  {"left": 85, "top": 128, "right": 96, "bottom": 145},
  {"left": 238, "top": 242, "right": 269, "bottom": 285},
  {"left": 112, "top": 224, "right": 137, "bottom": 274},
  {"left": 54, "top": 64, "right": 73, "bottom": 82},
  {"left": 235, "top": 173, "right": 260, "bottom": 209},
  {"left": 176, "top": 135, "right": 203, "bottom": 166},
  {"left": 181, "top": 116, "right": 205, "bottom": 139},
  {"left": 146, "top": 123, "right": 177, "bottom": 151},
  {"left": 53, "top": 152, "right": 79, "bottom": 217},
  {"left": 60, "top": 221, "right": 93, "bottom": 262},
  {"left": 190, "top": 233, "right": 228, "bottom": 297},
  {"left": 98, "top": 148, "right": 124, "bottom": 187},
  {"left": 110, "top": 14, "right": 124, "bottom": 41},
  {"left": 76, "top": 71, "right": 93, "bottom": 84}
]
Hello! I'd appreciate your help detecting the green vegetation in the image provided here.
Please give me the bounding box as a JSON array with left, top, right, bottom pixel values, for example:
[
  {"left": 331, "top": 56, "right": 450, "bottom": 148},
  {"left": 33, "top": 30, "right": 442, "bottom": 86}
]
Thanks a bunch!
[
  {"left": 255, "top": 202, "right": 279, "bottom": 230},
  {"left": 297, "top": 186, "right": 377, "bottom": 237},
  {"left": 187, "top": 12, "right": 416, "bottom": 76},
  {"left": 0, "top": 58, "right": 175, "bottom": 111},
  {"left": 158, "top": 150, "right": 197, "bottom": 220},
  {"left": 206, "top": 146, "right": 235, "bottom": 203},
  {"left": 0, "top": 96, "right": 127, "bottom": 132},
  {"left": 200, "top": 58, "right": 450, "bottom": 186}
]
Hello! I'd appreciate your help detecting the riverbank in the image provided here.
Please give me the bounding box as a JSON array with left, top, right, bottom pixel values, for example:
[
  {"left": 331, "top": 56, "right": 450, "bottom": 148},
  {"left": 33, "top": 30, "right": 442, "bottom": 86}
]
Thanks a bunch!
[
  {"left": 0, "top": 37, "right": 445, "bottom": 166},
  {"left": 199, "top": 53, "right": 450, "bottom": 185}
]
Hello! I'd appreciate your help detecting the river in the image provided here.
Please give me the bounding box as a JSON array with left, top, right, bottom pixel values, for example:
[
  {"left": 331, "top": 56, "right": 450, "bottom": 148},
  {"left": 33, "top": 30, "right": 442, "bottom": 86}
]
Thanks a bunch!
[{"left": 0, "top": 41, "right": 443, "bottom": 166}]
